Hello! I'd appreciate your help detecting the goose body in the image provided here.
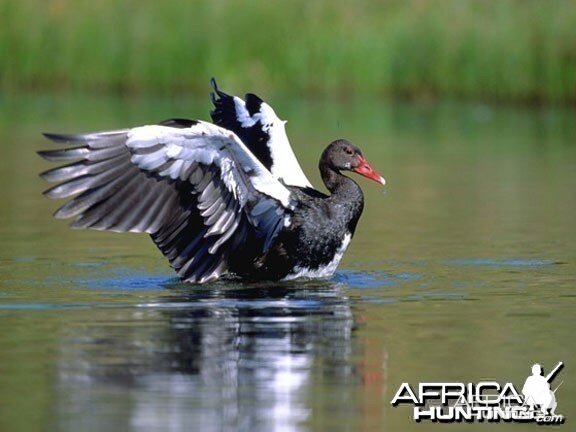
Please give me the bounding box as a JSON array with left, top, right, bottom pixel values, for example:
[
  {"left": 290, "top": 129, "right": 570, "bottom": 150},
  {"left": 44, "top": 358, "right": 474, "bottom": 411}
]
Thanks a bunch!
[{"left": 39, "top": 80, "right": 385, "bottom": 283}]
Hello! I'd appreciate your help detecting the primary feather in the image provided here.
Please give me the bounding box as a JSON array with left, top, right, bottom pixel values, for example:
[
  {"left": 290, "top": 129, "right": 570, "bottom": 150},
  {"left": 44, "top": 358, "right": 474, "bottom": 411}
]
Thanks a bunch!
[{"left": 40, "top": 120, "right": 294, "bottom": 283}]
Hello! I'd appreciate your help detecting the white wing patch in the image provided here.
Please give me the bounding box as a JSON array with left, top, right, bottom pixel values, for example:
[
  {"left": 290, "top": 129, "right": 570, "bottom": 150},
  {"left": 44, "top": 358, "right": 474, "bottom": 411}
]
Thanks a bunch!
[
  {"left": 231, "top": 97, "right": 313, "bottom": 188},
  {"left": 127, "top": 122, "right": 293, "bottom": 208}
]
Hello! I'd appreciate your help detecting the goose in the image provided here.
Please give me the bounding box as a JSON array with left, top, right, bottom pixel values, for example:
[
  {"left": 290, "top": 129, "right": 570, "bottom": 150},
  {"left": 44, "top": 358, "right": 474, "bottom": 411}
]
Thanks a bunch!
[{"left": 39, "top": 79, "right": 385, "bottom": 283}]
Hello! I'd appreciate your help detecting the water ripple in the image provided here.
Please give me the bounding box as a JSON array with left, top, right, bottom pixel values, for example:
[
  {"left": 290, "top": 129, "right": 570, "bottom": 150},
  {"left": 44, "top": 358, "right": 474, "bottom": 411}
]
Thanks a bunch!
[{"left": 445, "top": 258, "right": 556, "bottom": 267}]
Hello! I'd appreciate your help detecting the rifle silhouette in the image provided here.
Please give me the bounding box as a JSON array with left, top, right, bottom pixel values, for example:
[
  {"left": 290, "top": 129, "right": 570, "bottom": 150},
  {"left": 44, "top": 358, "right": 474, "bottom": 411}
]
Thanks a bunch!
[{"left": 545, "top": 361, "right": 564, "bottom": 383}]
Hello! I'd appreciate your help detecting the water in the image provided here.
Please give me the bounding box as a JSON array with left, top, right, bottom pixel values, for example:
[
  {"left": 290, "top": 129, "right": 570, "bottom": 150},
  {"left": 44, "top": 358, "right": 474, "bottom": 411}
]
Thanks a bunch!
[{"left": 0, "top": 93, "right": 575, "bottom": 431}]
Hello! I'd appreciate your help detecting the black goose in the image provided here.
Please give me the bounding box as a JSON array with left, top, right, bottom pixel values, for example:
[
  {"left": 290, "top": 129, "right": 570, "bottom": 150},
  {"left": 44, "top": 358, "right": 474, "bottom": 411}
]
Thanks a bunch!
[{"left": 39, "top": 79, "right": 385, "bottom": 283}]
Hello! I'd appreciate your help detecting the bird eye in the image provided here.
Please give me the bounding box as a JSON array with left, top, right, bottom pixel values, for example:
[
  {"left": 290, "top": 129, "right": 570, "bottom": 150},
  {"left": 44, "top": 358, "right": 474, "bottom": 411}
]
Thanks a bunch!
[{"left": 344, "top": 147, "right": 354, "bottom": 155}]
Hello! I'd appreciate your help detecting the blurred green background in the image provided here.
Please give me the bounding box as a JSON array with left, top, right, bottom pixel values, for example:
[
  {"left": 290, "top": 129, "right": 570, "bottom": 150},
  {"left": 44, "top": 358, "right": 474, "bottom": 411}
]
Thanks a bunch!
[{"left": 2, "top": 0, "right": 576, "bottom": 104}]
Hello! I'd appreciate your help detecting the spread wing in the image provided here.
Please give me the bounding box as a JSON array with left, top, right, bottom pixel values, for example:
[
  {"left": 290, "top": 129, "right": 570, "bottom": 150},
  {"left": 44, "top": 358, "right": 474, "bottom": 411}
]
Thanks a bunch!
[
  {"left": 209, "top": 78, "right": 312, "bottom": 188},
  {"left": 39, "top": 120, "right": 293, "bottom": 283}
]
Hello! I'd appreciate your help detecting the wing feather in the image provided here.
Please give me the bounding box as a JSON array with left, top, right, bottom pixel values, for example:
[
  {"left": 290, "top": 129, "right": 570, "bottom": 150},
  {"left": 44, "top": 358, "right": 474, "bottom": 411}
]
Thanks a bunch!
[
  {"left": 210, "top": 78, "right": 312, "bottom": 188},
  {"left": 39, "top": 120, "right": 293, "bottom": 283}
]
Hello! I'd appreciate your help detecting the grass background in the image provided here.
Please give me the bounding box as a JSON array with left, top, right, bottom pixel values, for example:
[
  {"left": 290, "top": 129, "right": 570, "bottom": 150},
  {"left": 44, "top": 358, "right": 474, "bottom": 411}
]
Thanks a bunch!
[{"left": 1, "top": 0, "right": 576, "bottom": 104}]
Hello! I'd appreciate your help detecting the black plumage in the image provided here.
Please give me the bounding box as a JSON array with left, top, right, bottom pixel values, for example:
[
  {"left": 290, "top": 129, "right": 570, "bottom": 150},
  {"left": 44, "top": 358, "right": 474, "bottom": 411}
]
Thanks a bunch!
[
  {"left": 210, "top": 78, "right": 274, "bottom": 171},
  {"left": 39, "top": 81, "right": 384, "bottom": 283}
]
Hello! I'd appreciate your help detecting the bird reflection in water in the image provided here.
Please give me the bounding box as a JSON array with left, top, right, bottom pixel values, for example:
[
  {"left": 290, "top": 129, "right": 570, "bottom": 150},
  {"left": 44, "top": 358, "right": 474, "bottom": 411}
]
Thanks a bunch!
[{"left": 55, "top": 279, "right": 383, "bottom": 431}]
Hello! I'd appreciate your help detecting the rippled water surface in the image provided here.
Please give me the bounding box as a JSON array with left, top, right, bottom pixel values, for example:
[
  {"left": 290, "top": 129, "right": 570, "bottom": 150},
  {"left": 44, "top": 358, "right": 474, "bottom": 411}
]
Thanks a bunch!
[{"left": 0, "top": 94, "right": 575, "bottom": 431}]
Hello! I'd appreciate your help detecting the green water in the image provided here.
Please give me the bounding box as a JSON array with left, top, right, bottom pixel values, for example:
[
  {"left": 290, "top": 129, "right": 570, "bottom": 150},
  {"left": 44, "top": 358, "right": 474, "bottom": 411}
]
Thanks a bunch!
[{"left": 0, "top": 93, "right": 575, "bottom": 431}]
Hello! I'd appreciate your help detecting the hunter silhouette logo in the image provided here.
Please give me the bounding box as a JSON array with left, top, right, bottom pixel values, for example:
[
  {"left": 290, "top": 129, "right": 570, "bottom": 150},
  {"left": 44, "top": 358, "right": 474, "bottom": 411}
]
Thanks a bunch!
[
  {"left": 522, "top": 362, "right": 563, "bottom": 416},
  {"left": 391, "top": 361, "right": 565, "bottom": 424}
]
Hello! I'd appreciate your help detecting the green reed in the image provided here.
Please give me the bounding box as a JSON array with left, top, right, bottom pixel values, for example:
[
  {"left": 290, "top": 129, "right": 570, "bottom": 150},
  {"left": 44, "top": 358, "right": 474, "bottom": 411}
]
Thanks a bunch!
[{"left": 1, "top": 0, "right": 575, "bottom": 104}]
